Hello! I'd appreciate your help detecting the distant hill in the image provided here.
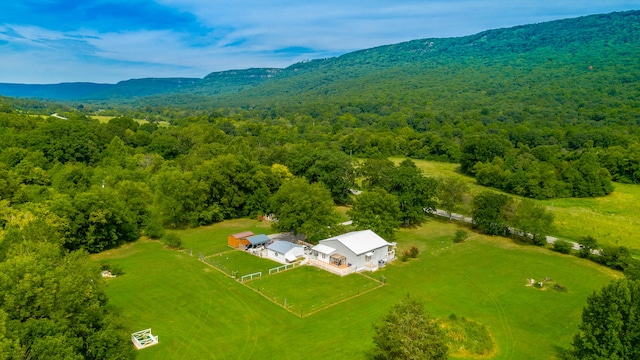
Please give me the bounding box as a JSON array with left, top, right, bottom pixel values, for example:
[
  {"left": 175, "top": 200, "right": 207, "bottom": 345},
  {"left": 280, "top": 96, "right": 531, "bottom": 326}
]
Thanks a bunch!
[{"left": 0, "top": 10, "right": 638, "bottom": 107}]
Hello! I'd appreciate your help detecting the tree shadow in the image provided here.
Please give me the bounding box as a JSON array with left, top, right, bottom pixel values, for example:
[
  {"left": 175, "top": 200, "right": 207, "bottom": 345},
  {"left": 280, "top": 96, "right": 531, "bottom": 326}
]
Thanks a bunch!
[{"left": 552, "top": 344, "right": 573, "bottom": 360}]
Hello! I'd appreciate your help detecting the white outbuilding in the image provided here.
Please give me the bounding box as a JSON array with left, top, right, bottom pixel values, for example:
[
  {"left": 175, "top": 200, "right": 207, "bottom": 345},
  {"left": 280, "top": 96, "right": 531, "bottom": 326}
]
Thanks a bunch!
[{"left": 266, "top": 240, "right": 305, "bottom": 263}]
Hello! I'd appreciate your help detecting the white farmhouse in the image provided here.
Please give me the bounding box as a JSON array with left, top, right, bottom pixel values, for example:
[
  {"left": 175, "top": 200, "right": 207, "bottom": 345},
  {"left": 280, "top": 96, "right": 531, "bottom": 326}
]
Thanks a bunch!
[{"left": 311, "top": 230, "right": 395, "bottom": 274}]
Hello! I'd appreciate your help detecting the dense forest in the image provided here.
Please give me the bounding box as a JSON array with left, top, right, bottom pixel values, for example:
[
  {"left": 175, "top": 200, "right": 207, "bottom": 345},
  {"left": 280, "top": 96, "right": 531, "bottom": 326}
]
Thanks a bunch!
[{"left": 1, "top": 10, "right": 640, "bottom": 357}]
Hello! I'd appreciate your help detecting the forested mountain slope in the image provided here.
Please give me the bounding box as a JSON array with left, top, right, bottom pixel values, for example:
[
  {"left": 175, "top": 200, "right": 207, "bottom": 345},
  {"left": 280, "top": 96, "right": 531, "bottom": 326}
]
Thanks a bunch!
[{"left": 1, "top": 10, "right": 638, "bottom": 109}]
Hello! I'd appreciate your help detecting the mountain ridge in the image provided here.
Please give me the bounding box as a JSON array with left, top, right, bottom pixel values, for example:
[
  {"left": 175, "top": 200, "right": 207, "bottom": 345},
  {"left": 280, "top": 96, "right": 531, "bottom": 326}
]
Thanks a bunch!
[{"left": 0, "top": 10, "right": 637, "bottom": 102}]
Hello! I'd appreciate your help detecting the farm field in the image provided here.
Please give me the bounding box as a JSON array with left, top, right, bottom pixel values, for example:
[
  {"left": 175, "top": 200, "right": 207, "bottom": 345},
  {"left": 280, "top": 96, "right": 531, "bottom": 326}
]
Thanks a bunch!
[
  {"left": 396, "top": 157, "right": 640, "bottom": 251},
  {"left": 90, "top": 115, "right": 170, "bottom": 127},
  {"left": 95, "top": 219, "right": 619, "bottom": 359}
]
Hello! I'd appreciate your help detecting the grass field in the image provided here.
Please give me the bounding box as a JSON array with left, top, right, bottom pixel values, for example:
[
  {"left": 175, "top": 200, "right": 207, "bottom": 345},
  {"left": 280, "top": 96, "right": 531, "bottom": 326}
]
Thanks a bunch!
[
  {"left": 96, "top": 219, "right": 618, "bottom": 359},
  {"left": 246, "top": 266, "right": 382, "bottom": 317},
  {"left": 393, "top": 157, "right": 640, "bottom": 250},
  {"left": 203, "top": 250, "right": 280, "bottom": 278},
  {"left": 90, "top": 115, "right": 170, "bottom": 127}
]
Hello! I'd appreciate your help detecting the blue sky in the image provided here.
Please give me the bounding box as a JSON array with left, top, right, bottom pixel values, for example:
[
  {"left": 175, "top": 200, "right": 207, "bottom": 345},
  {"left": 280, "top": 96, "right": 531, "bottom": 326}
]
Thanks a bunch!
[{"left": 0, "top": 1, "right": 637, "bottom": 84}]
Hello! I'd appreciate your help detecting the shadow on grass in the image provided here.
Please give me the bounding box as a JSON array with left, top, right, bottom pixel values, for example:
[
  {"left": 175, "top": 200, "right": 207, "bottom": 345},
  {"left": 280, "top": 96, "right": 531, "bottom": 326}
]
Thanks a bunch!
[{"left": 552, "top": 344, "right": 573, "bottom": 360}]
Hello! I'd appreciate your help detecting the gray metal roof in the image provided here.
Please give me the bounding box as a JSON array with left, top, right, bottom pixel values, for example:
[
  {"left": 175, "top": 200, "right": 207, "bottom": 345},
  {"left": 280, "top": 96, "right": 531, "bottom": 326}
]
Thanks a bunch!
[
  {"left": 247, "top": 234, "right": 270, "bottom": 245},
  {"left": 267, "top": 240, "right": 303, "bottom": 254}
]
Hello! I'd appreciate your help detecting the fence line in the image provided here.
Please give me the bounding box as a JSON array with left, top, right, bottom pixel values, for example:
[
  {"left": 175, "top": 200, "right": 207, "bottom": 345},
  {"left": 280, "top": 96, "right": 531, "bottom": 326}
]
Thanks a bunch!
[
  {"left": 268, "top": 263, "right": 297, "bottom": 275},
  {"left": 241, "top": 271, "right": 262, "bottom": 282}
]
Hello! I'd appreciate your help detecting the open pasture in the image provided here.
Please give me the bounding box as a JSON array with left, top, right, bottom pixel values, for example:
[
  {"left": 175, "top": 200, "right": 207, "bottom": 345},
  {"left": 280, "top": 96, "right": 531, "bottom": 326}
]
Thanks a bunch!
[
  {"left": 203, "top": 249, "right": 279, "bottom": 278},
  {"left": 97, "top": 220, "right": 618, "bottom": 359},
  {"left": 246, "top": 266, "right": 382, "bottom": 317},
  {"left": 90, "top": 115, "right": 170, "bottom": 127},
  {"left": 400, "top": 157, "right": 640, "bottom": 250}
]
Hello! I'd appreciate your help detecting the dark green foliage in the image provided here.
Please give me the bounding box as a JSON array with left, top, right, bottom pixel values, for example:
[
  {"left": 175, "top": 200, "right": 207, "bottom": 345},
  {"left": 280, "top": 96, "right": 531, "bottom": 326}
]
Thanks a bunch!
[
  {"left": 472, "top": 192, "right": 512, "bottom": 235},
  {"left": 623, "top": 259, "right": 640, "bottom": 281},
  {"left": 101, "top": 263, "right": 125, "bottom": 276},
  {"left": 512, "top": 199, "right": 554, "bottom": 245},
  {"left": 347, "top": 188, "right": 401, "bottom": 239},
  {"left": 388, "top": 160, "right": 438, "bottom": 226},
  {"left": 578, "top": 236, "right": 599, "bottom": 259},
  {"left": 408, "top": 246, "right": 419, "bottom": 258},
  {"left": 0, "top": 222, "right": 134, "bottom": 360},
  {"left": 593, "top": 246, "right": 631, "bottom": 271},
  {"left": 27, "top": 119, "right": 102, "bottom": 165},
  {"left": 371, "top": 295, "right": 448, "bottom": 360},
  {"left": 162, "top": 233, "right": 183, "bottom": 249},
  {"left": 562, "top": 152, "right": 614, "bottom": 197},
  {"left": 144, "top": 215, "right": 165, "bottom": 239},
  {"left": 460, "top": 135, "right": 513, "bottom": 175},
  {"left": 453, "top": 230, "right": 468, "bottom": 243},
  {"left": 269, "top": 178, "right": 338, "bottom": 242},
  {"left": 571, "top": 279, "right": 640, "bottom": 360},
  {"left": 553, "top": 239, "right": 573, "bottom": 254},
  {"left": 50, "top": 188, "right": 140, "bottom": 253},
  {"left": 303, "top": 151, "right": 355, "bottom": 204}
]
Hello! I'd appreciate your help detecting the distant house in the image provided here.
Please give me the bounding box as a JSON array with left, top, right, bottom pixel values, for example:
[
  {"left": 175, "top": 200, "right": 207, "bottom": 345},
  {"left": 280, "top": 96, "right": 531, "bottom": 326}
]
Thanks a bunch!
[
  {"left": 227, "top": 231, "right": 255, "bottom": 248},
  {"left": 266, "top": 240, "right": 305, "bottom": 263},
  {"left": 311, "top": 230, "right": 396, "bottom": 274}
]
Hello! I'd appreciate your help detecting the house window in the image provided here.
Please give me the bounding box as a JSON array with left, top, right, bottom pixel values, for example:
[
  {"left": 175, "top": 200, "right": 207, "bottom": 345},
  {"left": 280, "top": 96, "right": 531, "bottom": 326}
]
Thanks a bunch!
[{"left": 321, "top": 253, "right": 326, "bottom": 259}]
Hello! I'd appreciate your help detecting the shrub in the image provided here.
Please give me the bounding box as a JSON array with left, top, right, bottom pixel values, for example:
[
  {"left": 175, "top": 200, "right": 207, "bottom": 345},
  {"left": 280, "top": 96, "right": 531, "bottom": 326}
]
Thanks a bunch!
[
  {"left": 161, "top": 233, "right": 182, "bottom": 249},
  {"left": 409, "top": 246, "right": 419, "bottom": 258},
  {"left": 401, "top": 250, "right": 411, "bottom": 262},
  {"left": 144, "top": 217, "right": 165, "bottom": 239},
  {"left": 552, "top": 239, "right": 573, "bottom": 254},
  {"left": 100, "top": 263, "right": 125, "bottom": 276},
  {"left": 453, "top": 230, "right": 468, "bottom": 243},
  {"left": 553, "top": 284, "right": 567, "bottom": 292}
]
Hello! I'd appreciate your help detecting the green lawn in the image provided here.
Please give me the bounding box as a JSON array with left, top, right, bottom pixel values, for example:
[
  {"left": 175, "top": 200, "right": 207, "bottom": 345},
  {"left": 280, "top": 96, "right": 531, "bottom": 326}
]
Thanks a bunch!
[
  {"left": 395, "top": 157, "right": 640, "bottom": 250},
  {"left": 204, "top": 249, "right": 280, "bottom": 278},
  {"left": 96, "top": 219, "right": 618, "bottom": 359},
  {"left": 170, "top": 218, "right": 273, "bottom": 256},
  {"left": 246, "top": 266, "right": 382, "bottom": 317}
]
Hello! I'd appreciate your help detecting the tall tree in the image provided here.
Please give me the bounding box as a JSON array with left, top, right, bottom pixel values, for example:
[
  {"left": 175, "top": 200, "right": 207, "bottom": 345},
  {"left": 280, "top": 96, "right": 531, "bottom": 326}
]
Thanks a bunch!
[
  {"left": 371, "top": 295, "right": 448, "bottom": 360},
  {"left": 437, "top": 177, "right": 470, "bottom": 221},
  {"left": 0, "top": 211, "right": 135, "bottom": 359},
  {"left": 571, "top": 279, "right": 640, "bottom": 360},
  {"left": 269, "top": 177, "right": 338, "bottom": 241},
  {"left": 512, "top": 199, "right": 554, "bottom": 245},
  {"left": 388, "top": 160, "right": 438, "bottom": 226},
  {"left": 347, "top": 188, "right": 401, "bottom": 239},
  {"left": 472, "top": 191, "right": 512, "bottom": 235}
]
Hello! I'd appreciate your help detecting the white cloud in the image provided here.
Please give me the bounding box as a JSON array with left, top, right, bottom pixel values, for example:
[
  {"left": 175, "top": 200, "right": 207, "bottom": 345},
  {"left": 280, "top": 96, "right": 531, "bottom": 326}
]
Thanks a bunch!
[{"left": 0, "top": 0, "right": 638, "bottom": 83}]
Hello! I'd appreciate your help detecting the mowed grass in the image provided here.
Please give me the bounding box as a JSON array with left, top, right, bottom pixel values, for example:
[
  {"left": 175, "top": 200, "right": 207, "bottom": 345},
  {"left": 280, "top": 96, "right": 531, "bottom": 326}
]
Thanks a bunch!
[
  {"left": 204, "top": 250, "right": 280, "bottom": 278},
  {"left": 395, "top": 157, "right": 640, "bottom": 250},
  {"left": 96, "top": 219, "right": 619, "bottom": 360},
  {"left": 246, "top": 266, "right": 382, "bottom": 316},
  {"left": 170, "top": 218, "right": 272, "bottom": 256}
]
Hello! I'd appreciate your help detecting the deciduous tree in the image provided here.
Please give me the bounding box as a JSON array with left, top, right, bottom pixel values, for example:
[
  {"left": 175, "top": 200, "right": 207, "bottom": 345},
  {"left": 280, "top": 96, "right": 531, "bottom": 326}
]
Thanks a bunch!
[
  {"left": 270, "top": 177, "right": 338, "bottom": 241},
  {"left": 371, "top": 295, "right": 448, "bottom": 360},
  {"left": 472, "top": 191, "right": 512, "bottom": 235},
  {"left": 437, "top": 177, "right": 470, "bottom": 221},
  {"left": 347, "top": 188, "right": 400, "bottom": 239},
  {"left": 571, "top": 279, "right": 640, "bottom": 360}
]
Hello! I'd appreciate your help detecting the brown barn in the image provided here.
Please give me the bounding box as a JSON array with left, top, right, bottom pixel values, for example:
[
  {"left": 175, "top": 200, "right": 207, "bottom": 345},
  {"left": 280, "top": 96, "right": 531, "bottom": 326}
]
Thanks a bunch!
[{"left": 227, "top": 231, "right": 255, "bottom": 248}]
